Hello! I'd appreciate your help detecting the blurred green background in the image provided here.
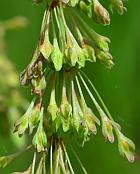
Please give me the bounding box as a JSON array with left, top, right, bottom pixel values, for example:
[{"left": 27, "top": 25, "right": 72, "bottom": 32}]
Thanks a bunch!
[{"left": 0, "top": 0, "right": 140, "bottom": 173}]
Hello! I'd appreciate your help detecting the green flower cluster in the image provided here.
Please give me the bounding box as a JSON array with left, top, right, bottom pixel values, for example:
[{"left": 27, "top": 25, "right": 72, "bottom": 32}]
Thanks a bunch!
[{"left": 0, "top": 0, "right": 135, "bottom": 173}]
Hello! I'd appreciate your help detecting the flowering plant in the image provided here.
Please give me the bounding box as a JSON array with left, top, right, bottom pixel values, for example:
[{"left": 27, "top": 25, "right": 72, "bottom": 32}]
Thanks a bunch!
[{"left": 0, "top": 0, "right": 135, "bottom": 173}]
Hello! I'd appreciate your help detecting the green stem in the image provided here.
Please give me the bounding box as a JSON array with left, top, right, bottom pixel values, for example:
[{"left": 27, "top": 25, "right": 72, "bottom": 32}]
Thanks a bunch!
[{"left": 80, "top": 71, "right": 114, "bottom": 120}]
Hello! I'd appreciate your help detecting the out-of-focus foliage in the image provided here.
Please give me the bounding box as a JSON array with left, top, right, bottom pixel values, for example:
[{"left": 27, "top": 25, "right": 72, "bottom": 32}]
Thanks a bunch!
[
  {"left": 0, "top": 17, "right": 28, "bottom": 148},
  {"left": 0, "top": 0, "right": 140, "bottom": 174}
]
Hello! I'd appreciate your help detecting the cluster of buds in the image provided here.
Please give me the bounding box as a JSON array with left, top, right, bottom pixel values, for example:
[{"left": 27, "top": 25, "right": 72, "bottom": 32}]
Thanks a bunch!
[
  {"left": 0, "top": 0, "right": 135, "bottom": 173},
  {"left": 79, "top": 0, "right": 126, "bottom": 24}
]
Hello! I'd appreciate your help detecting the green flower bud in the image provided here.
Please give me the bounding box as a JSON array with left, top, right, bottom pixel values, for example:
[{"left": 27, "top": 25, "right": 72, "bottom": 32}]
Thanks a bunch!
[
  {"left": 117, "top": 131, "right": 135, "bottom": 162},
  {"left": 83, "top": 44, "right": 96, "bottom": 62},
  {"left": 51, "top": 38, "right": 63, "bottom": 71},
  {"left": 14, "top": 100, "right": 35, "bottom": 135},
  {"left": 66, "top": 47, "right": 78, "bottom": 67},
  {"left": 69, "top": 0, "right": 79, "bottom": 7},
  {"left": 40, "top": 12, "right": 52, "bottom": 60},
  {"left": 94, "top": 34, "right": 110, "bottom": 52},
  {"left": 29, "top": 103, "right": 41, "bottom": 134},
  {"left": 47, "top": 86, "right": 58, "bottom": 121},
  {"left": 59, "top": 102, "right": 72, "bottom": 132},
  {"left": 92, "top": 0, "right": 110, "bottom": 25},
  {"left": 101, "top": 115, "right": 114, "bottom": 143},
  {"left": 84, "top": 108, "right": 100, "bottom": 134},
  {"left": 109, "top": 0, "right": 127, "bottom": 15},
  {"left": 47, "top": 103, "right": 58, "bottom": 121},
  {"left": 31, "top": 75, "right": 46, "bottom": 94},
  {"left": 32, "top": 110, "right": 47, "bottom": 152},
  {"left": 60, "top": 101, "right": 72, "bottom": 119},
  {"left": 77, "top": 50, "right": 86, "bottom": 68},
  {"left": 40, "top": 39, "right": 53, "bottom": 60},
  {"left": 79, "top": 1, "right": 92, "bottom": 18},
  {"left": 96, "top": 50, "right": 114, "bottom": 69}
]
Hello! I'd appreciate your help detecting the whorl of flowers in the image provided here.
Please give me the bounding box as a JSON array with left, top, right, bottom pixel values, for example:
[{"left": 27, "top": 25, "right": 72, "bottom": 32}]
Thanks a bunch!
[{"left": 0, "top": 0, "right": 135, "bottom": 173}]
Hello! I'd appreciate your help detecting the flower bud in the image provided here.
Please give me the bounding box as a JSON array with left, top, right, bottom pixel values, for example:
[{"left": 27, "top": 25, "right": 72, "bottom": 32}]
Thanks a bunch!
[
  {"left": 101, "top": 115, "right": 114, "bottom": 143},
  {"left": 40, "top": 20, "right": 53, "bottom": 60},
  {"left": 14, "top": 100, "right": 35, "bottom": 135},
  {"left": 109, "top": 0, "right": 127, "bottom": 15},
  {"left": 47, "top": 86, "right": 58, "bottom": 121},
  {"left": 32, "top": 109, "right": 47, "bottom": 152},
  {"left": 51, "top": 38, "right": 63, "bottom": 71},
  {"left": 69, "top": 0, "right": 79, "bottom": 7},
  {"left": 79, "top": 1, "right": 92, "bottom": 18},
  {"left": 93, "top": 33, "right": 110, "bottom": 52},
  {"left": 96, "top": 50, "right": 114, "bottom": 69},
  {"left": 117, "top": 131, "right": 135, "bottom": 162},
  {"left": 29, "top": 103, "right": 41, "bottom": 134},
  {"left": 77, "top": 50, "right": 86, "bottom": 68},
  {"left": 31, "top": 75, "right": 46, "bottom": 94},
  {"left": 84, "top": 108, "right": 100, "bottom": 134},
  {"left": 66, "top": 47, "right": 78, "bottom": 67},
  {"left": 83, "top": 44, "right": 96, "bottom": 62},
  {"left": 92, "top": 0, "right": 110, "bottom": 25}
]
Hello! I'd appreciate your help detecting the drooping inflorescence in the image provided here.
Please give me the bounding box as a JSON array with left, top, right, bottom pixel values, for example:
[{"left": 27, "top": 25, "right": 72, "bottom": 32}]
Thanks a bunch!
[{"left": 0, "top": 0, "right": 135, "bottom": 173}]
